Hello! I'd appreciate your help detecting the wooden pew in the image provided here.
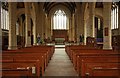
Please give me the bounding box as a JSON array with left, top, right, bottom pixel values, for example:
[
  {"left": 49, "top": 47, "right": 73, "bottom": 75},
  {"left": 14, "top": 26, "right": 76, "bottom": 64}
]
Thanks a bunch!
[
  {"left": 71, "top": 49, "right": 117, "bottom": 70},
  {"left": 75, "top": 52, "right": 119, "bottom": 76},
  {"left": 32, "top": 45, "right": 55, "bottom": 56},
  {"left": 2, "top": 45, "right": 54, "bottom": 67},
  {"left": 70, "top": 47, "right": 96, "bottom": 61},
  {"left": 65, "top": 45, "right": 120, "bottom": 77},
  {"left": 2, "top": 45, "right": 55, "bottom": 77},
  {"left": 77, "top": 55, "right": 120, "bottom": 77},
  {"left": 65, "top": 45, "right": 96, "bottom": 59},
  {"left": 2, "top": 52, "right": 46, "bottom": 75},
  {"left": 2, "top": 59, "right": 41, "bottom": 78},
  {"left": 5, "top": 45, "right": 54, "bottom": 61},
  {"left": 2, "top": 52, "right": 46, "bottom": 66}
]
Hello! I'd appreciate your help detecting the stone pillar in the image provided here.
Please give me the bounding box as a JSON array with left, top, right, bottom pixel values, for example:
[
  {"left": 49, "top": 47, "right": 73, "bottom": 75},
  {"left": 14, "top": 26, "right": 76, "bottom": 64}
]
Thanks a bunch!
[
  {"left": 19, "top": 17, "right": 23, "bottom": 36},
  {"left": 103, "top": 2, "right": 112, "bottom": 49},
  {"left": 0, "top": 2, "right": 2, "bottom": 50},
  {"left": 50, "top": 16, "right": 54, "bottom": 37},
  {"left": 81, "top": 12, "right": 85, "bottom": 45},
  {"left": 71, "top": 13, "right": 75, "bottom": 41},
  {"left": 76, "top": 12, "right": 81, "bottom": 43},
  {"left": 8, "top": 2, "right": 17, "bottom": 50},
  {"left": 76, "top": 3, "right": 85, "bottom": 44},
  {"left": 89, "top": 2, "right": 95, "bottom": 37},
  {"left": 0, "top": 2, "right": 1, "bottom": 76},
  {"left": 118, "top": 4, "right": 120, "bottom": 35},
  {"left": 45, "top": 14, "right": 48, "bottom": 39},
  {"left": 67, "top": 17, "right": 69, "bottom": 41},
  {"left": 33, "top": 18, "right": 37, "bottom": 45},
  {"left": 35, "top": 3, "right": 44, "bottom": 40},
  {"left": 76, "top": 3, "right": 83, "bottom": 43},
  {"left": 48, "top": 17, "right": 51, "bottom": 38},
  {"left": 69, "top": 17, "right": 72, "bottom": 41},
  {"left": 42, "top": 14, "right": 46, "bottom": 40},
  {"left": 25, "top": 3, "right": 31, "bottom": 47},
  {"left": 84, "top": 19, "right": 87, "bottom": 45},
  {"left": 32, "top": 3, "right": 37, "bottom": 45}
]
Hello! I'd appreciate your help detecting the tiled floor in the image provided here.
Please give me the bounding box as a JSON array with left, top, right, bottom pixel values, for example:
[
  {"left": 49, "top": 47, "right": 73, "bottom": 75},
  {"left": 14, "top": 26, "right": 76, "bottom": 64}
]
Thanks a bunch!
[{"left": 44, "top": 48, "right": 78, "bottom": 76}]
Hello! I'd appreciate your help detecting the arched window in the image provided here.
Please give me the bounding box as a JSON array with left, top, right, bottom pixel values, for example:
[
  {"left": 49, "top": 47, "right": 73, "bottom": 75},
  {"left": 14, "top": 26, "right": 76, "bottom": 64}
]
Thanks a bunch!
[
  {"left": 111, "top": 3, "right": 118, "bottom": 29},
  {"left": 1, "top": 2, "right": 9, "bottom": 30},
  {"left": 53, "top": 10, "right": 67, "bottom": 29}
]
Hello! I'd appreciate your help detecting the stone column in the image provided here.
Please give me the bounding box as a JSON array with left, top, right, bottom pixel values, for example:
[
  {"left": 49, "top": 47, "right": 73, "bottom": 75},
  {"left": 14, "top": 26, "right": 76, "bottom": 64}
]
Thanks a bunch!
[
  {"left": 35, "top": 3, "right": 44, "bottom": 40},
  {"left": 76, "top": 3, "right": 85, "bottom": 44},
  {"left": 71, "top": 13, "right": 75, "bottom": 41},
  {"left": 76, "top": 3, "right": 83, "bottom": 43},
  {"left": 32, "top": 3, "right": 37, "bottom": 45},
  {"left": 0, "top": 2, "right": 2, "bottom": 50},
  {"left": 51, "top": 16, "right": 53, "bottom": 37},
  {"left": 33, "top": 18, "right": 37, "bottom": 45},
  {"left": 19, "top": 17, "right": 23, "bottom": 36},
  {"left": 69, "top": 17, "right": 72, "bottom": 41},
  {"left": 76, "top": 12, "right": 81, "bottom": 43},
  {"left": 48, "top": 17, "right": 51, "bottom": 38},
  {"left": 25, "top": 3, "right": 31, "bottom": 47},
  {"left": 103, "top": 2, "right": 112, "bottom": 49},
  {"left": 8, "top": 2, "right": 17, "bottom": 50},
  {"left": 118, "top": 4, "right": 120, "bottom": 35},
  {"left": 67, "top": 17, "right": 69, "bottom": 41},
  {"left": 89, "top": 2, "right": 95, "bottom": 37},
  {"left": 45, "top": 14, "right": 48, "bottom": 39},
  {"left": 0, "top": 2, "right": 1, "bottom": 76},
  {"left": 81, "top": 13, "right": 85, "bottom": 44},
  {"left": 84, "top": 19, "right": 87, "bottom": 45}
]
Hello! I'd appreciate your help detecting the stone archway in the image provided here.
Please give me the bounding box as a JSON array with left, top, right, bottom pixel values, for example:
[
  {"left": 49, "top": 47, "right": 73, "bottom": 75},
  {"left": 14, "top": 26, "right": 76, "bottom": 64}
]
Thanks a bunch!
[{"left": 44, "top": 3, "right": 76, "bottom": 43}]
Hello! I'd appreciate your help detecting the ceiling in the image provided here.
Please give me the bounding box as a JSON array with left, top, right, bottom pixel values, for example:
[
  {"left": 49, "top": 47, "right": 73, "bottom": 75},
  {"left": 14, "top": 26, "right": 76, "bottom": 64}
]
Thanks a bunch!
[
  {"left": 43, "top": 2, "right": 76, "bottom": 14},
  {"left": 17, "top": 2, "right": 25, "bottom": 8},
  {"left": 95, "top": 2, "right": 103, "bottom": 8}
]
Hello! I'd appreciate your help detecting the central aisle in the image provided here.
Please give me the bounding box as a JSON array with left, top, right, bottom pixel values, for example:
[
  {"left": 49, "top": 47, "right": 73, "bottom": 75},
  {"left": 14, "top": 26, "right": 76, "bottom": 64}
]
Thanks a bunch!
[{"left": 44, "top": 48, "right": 78, "bottom": 76}]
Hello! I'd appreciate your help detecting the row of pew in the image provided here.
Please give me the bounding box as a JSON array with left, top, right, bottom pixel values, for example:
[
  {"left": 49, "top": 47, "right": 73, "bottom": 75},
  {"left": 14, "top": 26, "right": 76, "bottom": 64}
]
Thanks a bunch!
[
  {"left": 1, "top": 45, "right": 55, "bottom": 78},
  {"left": 65, "top": 45, "right": 120, "bottom": 77}
]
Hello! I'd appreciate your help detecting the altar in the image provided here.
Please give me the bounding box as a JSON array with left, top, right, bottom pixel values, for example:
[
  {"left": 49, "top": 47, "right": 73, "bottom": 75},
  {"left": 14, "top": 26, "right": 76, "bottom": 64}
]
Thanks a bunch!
[{"left": 55, "top": 38, "right": 65, "bottom": 44}]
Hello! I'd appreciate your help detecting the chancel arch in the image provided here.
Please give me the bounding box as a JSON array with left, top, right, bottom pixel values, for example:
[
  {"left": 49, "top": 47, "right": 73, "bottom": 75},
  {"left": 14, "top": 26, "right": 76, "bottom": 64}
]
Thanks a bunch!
[{"left": 44, "top": 3, "right": 76, "bottom": 44}]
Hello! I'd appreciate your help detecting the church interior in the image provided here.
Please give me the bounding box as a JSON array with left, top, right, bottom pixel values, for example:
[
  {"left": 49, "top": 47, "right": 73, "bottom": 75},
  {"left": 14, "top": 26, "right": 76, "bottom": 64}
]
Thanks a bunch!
[{"left": 0, "top": 1, "right": 120, "bottom": 78}]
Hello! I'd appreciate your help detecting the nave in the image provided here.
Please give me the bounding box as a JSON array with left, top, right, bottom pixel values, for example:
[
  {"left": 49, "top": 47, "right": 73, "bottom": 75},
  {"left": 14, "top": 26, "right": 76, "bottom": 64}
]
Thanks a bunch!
[
  {"left": 1, "top": 2, "right": 120, "bottom": 78},
  {"left": 44, "top": 48, "right": 78, "bottom": 76}
]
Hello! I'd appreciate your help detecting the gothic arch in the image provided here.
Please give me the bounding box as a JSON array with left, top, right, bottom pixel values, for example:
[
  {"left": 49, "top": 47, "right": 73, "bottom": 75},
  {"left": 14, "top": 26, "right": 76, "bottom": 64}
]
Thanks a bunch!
[{"left": 49, "top": 4, "right": 71, "bottom": 18}]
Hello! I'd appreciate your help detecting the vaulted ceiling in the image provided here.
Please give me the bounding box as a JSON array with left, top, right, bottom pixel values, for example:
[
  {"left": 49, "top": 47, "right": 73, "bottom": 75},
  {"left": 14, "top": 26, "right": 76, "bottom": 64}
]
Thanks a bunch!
[{"left": 43, "top": 2, "right": 76, "bottom": 14}]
